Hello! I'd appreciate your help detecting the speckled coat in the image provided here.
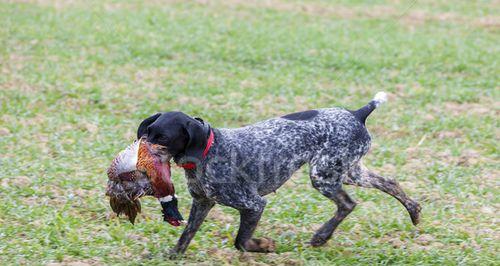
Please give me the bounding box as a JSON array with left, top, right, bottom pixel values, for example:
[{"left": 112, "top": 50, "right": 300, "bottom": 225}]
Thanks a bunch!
[
  {"left": 186, "top": 108, "right": 369, "bottom": 207},
  {"left": 146, "top": 92, "right": 421, "bottom": 255}
]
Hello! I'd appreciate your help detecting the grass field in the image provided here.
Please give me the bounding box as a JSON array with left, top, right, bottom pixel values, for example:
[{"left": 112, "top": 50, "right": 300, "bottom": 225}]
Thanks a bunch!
[{"left": 0, "top": 0, "right": 499, "bottom": 265}]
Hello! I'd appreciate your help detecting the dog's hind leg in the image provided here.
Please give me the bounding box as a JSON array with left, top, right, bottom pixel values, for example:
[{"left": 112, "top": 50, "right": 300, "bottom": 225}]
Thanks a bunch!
[
  {"left": 345, "top": 163, "right": 421, "bottom": 225},
  {"left": 309, "top": 166, "right": 357, "bottom": 247}
]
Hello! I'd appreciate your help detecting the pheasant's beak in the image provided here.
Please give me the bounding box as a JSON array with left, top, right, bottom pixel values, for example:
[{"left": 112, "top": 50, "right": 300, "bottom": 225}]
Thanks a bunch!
[
  {"left": 161, "top": 197, "right": 184, "bottom": 226},
  {"left": 135, "top": 139, "right": 181, "bottom": 227}
]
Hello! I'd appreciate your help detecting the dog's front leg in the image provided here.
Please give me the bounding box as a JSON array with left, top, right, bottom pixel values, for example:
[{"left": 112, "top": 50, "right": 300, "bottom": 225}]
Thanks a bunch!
[
  {"left": 169, "top": 198, "right": 214, "bottom": 257},
  {"left": 233, "top": 198, "right": 275, "bottom": 253}
]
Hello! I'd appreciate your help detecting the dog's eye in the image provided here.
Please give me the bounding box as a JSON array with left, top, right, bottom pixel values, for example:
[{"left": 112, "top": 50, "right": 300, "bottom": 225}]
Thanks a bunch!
[{"left": 157, "top": 134, "right": 170, "bottom": 143}]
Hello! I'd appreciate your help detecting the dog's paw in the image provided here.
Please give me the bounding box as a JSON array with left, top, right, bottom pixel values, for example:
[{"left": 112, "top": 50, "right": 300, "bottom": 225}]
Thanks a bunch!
[
  {"left": 309, "top": 235, "right": 329, "bottom": 247},
  {"left": 409, "top": 201, "right": 422, "bottom": 226},
  {"left": 166, "top": 248, "right": 183, "bottom": 260},
  {"left": 244, "top": 237, "right": 276, "bottom": 253}
]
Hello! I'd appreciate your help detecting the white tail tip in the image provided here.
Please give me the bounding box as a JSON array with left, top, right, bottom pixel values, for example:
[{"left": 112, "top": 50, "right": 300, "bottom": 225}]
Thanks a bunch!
[{"left": 373, "top": 91, "right": 387, "bottom": 107}]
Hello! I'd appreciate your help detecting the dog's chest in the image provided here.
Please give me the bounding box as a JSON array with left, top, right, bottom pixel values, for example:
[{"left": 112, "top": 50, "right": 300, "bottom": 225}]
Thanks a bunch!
[
  {"left": 184, "top": 171, "right": 208, "bottom": 198},
  {"left": 184, "top": 169, "right": 224, "bottom": 200}
]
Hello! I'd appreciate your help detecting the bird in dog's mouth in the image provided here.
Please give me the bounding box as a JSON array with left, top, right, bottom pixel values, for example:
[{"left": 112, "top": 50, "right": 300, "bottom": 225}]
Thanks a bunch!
[{"left": 106, "top": 138, "right": 184, "bottom": 226}]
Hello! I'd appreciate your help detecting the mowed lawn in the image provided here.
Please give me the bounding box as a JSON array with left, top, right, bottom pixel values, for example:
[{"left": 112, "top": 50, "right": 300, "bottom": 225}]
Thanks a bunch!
[{"left": 0, "top": 0, "right": 498, "bottom": 265}]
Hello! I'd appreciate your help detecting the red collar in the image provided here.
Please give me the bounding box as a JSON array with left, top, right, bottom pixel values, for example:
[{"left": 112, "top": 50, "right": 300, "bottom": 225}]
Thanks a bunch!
[{"left": 178, "top": 129, "right": 214, "bottom": 170}]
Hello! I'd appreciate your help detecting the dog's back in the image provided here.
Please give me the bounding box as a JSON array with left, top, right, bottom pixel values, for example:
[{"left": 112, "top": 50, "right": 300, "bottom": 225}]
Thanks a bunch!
[{"left": 210, "top": 107, "right": 371, "bottom": 195}]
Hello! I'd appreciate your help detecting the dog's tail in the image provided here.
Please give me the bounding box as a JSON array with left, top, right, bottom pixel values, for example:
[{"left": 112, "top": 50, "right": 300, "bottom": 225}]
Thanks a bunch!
[{"left": 350, "top": 92, "right": 387, "bottom": 124}]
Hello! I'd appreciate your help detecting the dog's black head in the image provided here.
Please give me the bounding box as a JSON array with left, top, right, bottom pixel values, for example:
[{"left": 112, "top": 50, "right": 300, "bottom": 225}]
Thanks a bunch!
[{"left": 137, "top": 112, "right": 209, "bottom": 163}]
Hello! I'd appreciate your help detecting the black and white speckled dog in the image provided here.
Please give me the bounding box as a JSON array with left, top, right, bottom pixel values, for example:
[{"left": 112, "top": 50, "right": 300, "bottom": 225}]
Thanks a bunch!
[{"left": 137, "top": 92, "right": 421, "bottom": 255}]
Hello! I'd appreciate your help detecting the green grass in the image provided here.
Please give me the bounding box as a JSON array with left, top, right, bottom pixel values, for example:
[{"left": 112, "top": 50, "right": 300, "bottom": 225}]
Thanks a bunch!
[{"left": 0, "top": 0, "right": 498, "bottom": 265}]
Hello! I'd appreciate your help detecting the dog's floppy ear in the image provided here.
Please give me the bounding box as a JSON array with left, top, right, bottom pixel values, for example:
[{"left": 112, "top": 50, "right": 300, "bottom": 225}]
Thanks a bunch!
[
  {"left": 137, "top": 113, "right": 162, "bottom": 139},
  {"left": 183, "top": 119, "right": 207, "bottom": 161}
]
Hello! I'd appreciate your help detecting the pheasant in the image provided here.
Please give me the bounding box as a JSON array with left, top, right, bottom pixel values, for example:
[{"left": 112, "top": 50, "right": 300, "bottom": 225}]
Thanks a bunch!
[{"left": 106, "top": 138, "right": 183, "bottom": 225}]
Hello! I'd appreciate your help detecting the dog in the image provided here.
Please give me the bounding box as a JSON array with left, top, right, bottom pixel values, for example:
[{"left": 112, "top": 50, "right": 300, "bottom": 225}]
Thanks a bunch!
[{"left": 137, "top": 92, "right": 421, "bottom": 255}]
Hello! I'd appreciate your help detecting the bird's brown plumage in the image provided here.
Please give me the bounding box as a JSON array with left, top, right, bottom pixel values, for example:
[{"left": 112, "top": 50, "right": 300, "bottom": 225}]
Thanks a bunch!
[
  {"left": 136, "top": 141, "right": 175, "bottom": 198},
  {"left": 106, "top": 139, "right": 177, "bottom": 224}
]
